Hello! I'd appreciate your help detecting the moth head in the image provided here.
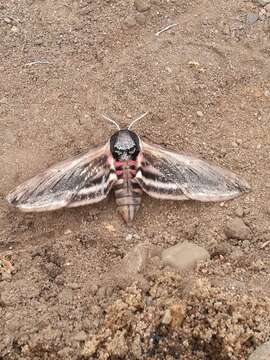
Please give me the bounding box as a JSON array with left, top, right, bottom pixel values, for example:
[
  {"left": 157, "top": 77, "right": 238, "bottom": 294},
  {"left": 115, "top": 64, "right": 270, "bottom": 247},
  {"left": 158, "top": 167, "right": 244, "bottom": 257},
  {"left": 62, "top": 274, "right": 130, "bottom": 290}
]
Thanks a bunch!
[{"left": 110, "top": 130, "right": 140, "bottom": 161}]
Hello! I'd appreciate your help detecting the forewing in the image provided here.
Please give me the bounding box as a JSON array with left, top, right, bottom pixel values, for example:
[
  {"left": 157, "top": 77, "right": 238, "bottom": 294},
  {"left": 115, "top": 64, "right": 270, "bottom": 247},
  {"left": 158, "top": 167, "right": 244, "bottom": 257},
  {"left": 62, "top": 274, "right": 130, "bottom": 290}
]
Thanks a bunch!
[
  {"left": 6, "top": 142, "right": 117, "bottom": 212},
  {"left": 136, "top": 140, "right": 250, "bottom": 201}
]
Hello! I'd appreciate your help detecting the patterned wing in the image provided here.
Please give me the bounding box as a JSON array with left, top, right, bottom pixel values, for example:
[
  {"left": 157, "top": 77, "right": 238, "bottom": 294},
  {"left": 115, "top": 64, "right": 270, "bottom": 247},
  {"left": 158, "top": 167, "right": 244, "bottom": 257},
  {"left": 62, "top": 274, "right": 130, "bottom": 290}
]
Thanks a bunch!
[
  {"left": 135, "top": 140, "right": 250, "bottom": 201},
  {"left": 6, "top": 141, "right": 117, "bottom": 212}
]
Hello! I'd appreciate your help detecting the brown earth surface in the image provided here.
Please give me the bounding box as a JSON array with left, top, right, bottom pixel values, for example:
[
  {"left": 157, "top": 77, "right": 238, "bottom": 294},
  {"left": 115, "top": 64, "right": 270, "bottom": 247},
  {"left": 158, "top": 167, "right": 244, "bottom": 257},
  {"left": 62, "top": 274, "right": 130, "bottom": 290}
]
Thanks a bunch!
[{"left": 0, "top": 0, "right": 270, "bottom": 359}]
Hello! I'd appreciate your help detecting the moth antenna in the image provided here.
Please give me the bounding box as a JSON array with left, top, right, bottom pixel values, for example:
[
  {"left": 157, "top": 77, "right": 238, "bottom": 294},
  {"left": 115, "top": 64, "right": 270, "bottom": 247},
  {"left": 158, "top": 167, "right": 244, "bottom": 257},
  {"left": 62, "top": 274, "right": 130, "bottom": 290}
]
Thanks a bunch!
[
  {"left": 128, "top": 112, "right": 149, "bottom": 130},
  {"left": 101, "top": 114, "right": 121, "bottom": 130}
]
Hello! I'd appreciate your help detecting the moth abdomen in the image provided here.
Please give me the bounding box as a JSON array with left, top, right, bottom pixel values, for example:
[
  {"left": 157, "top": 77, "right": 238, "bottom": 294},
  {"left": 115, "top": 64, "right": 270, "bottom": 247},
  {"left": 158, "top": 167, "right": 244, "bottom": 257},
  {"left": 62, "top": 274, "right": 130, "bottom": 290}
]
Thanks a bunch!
[{"left": 114, "top": 181, "right": 142, "bottom": 221}]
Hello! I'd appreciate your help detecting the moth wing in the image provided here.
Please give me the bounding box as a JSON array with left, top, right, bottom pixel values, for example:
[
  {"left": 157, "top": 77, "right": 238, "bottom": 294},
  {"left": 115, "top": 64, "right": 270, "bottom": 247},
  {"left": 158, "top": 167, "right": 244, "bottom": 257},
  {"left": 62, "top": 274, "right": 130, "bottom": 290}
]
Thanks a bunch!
[
  {"left": 136, "top": 140, "right": 250, "bottom": 201},
  {"left": 6, "top": 141, "right": 117, "bottom": 212}
]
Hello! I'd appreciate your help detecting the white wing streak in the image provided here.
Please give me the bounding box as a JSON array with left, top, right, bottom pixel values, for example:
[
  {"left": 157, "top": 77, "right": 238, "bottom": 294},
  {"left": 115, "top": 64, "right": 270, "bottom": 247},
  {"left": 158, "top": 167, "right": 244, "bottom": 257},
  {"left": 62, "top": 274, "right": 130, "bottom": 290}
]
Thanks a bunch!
[
  {"left": 6, "top": 141, "right": 116, "bottom": 212},
  {"left": 136, "top": 140, "right": 250, "bottom": 202}
]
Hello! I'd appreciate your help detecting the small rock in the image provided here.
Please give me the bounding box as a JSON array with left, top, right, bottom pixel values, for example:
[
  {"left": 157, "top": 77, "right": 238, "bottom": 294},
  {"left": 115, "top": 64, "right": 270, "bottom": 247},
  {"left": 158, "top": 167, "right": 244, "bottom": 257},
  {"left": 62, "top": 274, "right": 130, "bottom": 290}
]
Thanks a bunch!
[
  {"left": 242, "top": 239, "right": 250, "bottom": 248},
  {"left": 208, "top": 241, "right": 230, "bottom": 258},
  {"left": 224, "top": 218, "right": 252, "bottom": 240},
  {"left": 125, "top": 233, "right": 133, "bottom": 241},
  {"left": 264, "top": 89, "right": 270, "bottom": 97},
  {"left": 248, "top": 340, "right": 270, "bottom": 360},
  {"left": 162, "top": 309, "right": 172, "bottom": 325},
  {"left": 11, "top": 26, "right": 18, "bottom": 33},
  {"left": 4, "top": 17, "right": 11, "bottom": 24},
  {"left": 196, "top": 110, "right": 204, "bottom": 117},
  {"left": 124, "top": 16, "right": 137, "bottom": 28},
  {"left": 64, "top": 229, "right": 72, "bottom": 235},
  {"left": 121, "top": 244, "right": 154, "bottom": 273},
  {"left": 235, "top": 206, "right": 244, "bottom": 217},
  {"left": 162, "top": 304, "right": 185, "bottom": 327},
  {"left": 161, "top": 241, "right": 210, "bottom": 270},
  {"left": 79, "top": 7, "right": 92, "bottom": 15},
  {"left": 135, "top": 13, "right": 146, "bottom": 25},
  {"left": 134, "top": 0, "right": 151, "bottom": 12},
  {"left": 170, "top": 303, "right": 185, "bottom": 328},
  {"left": 246, "top": 12, "right": 259, "bottom": 24},
  {"left": 236, "top": 138, "right": 242, "bottom": 145},
  {"left": 255, "top": 0, "right": 270, "bottom": 5},
  {"left": 67, "top": 282, "right": 81, "bottom": 290}
]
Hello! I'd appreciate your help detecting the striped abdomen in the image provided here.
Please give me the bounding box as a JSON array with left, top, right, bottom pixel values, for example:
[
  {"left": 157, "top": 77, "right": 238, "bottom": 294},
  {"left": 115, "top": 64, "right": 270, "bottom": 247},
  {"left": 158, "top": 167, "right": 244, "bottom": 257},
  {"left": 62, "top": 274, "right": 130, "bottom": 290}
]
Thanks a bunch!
[{"left": 113, "top": 160, "right": 142, "bottom": 224}]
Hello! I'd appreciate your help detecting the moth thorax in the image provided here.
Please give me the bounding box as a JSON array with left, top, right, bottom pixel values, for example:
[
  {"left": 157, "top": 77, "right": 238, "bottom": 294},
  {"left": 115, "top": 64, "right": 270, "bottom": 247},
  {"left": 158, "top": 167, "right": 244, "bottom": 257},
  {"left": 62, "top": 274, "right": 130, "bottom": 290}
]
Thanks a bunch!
[{"left": 110, "top": 130, "right": 140, "bottom": 161}]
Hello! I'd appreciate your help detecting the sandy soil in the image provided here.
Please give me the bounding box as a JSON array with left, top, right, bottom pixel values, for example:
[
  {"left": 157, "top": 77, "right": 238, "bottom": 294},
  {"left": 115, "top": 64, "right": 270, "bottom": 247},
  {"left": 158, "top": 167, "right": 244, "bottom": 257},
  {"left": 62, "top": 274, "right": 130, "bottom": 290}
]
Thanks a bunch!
[{"left": 0, "top": 0, "right": 270, "bottom": 359}]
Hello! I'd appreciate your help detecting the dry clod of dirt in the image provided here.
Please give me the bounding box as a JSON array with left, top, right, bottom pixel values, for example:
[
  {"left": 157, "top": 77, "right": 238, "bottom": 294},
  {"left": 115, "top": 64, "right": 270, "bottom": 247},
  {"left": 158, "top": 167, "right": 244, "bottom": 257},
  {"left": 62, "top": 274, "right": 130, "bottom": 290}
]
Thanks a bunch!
[
  {"left": 81, "top": 273, "right": 270, "bottom": 360},
  {"left": 161, "top": 241, "right": 210, "bottom": 270},
  {"left": 224, "top": 218, "right": 252, "bottom": 240},
  {"left": 248, "top": 340, "right": 270, "bottom": 360},
  {"left": 100, "top": 243, "right": 161, "bottom": 290},
  {"left": 134, "top": 0, "right": 151, "bottom": 12}
]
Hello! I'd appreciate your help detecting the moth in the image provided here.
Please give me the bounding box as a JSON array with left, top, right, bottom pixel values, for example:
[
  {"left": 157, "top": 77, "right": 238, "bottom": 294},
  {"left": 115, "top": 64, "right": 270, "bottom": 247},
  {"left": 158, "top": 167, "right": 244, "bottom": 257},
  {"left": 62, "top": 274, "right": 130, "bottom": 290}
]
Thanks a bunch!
[{"left": 6, "top": 113, "right": 250, "bottom": 224}]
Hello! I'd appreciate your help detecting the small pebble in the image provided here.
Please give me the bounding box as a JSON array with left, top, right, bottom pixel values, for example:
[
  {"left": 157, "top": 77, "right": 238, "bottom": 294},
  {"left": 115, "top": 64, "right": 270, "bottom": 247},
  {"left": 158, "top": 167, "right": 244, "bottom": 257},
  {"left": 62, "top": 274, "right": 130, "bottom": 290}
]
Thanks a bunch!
[
  {"left": 4, "top": 17, "right": 11, "bottom": 24},
  {"left": 125, "top": 234, "right": 133, "bottom": 241},
  {"left": 67, "top": 282, "right": 81, "bottom": 290},
  {"left": 134, "top": 0, "right": 151, "bottom": 12},
  {"left": 170, "top": 303, "right": 186, "bottom": 328},
  {"left": 34, "top": 39, "right": 43, "bottom": 46},
  {"left": 11, "top": 26, "right": 18, "bottom": 33},
  {"left": 235, "top": 206, "right": 244, "bottom": 217},
  {"left": 242, "top": 240, "right": 250, "bottom": 248},
  {"left": 162, "top": 309, "right": 172, "bottom": 325},
  {"left": 135, "top": 13, "right": 146, "bottom": 25},
  {"left": 161, "top": 241, "right": 210, "bottom": 270},
  {"left": 124, "top": 16, "right": 137, "bottom": 28},
  {"left": 264, "top": 89, "right": 270, "bottom": 97},
  {"left": 196, "top": 110, "right": 204, "bottom": 117},
  {"left": 161, "top": 303, "right": 185, "bottom": 328},
  {"left": 255, "top": 0, "right": 270, "bottom": 5},
  {"left": 236, "top": 138, "right": 242, "bottom": 145},
  {"left": 224, "top": 218, "right": 252, "bottom": 240},
  {"left": 246, "top": 12, "right": 259, "bottom": 24}
]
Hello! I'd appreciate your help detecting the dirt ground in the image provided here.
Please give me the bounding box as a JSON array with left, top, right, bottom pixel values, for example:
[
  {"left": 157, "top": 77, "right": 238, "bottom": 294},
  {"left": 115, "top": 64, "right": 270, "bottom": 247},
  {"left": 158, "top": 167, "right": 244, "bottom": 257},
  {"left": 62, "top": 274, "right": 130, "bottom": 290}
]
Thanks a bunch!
[{"left": 1, "top": 0, "right": 270, "bottom": 359}]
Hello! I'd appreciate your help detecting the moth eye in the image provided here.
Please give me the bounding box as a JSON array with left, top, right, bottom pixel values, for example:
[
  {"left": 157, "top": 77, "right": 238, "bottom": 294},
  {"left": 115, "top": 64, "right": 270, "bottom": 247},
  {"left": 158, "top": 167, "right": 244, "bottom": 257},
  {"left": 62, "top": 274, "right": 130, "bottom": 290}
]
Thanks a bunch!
[
  {"left": 114, "top": 148, "right": 123, "bottom": 156},
  {"left": 129, "top": 147, "right": 136, "bottom": 154}
]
